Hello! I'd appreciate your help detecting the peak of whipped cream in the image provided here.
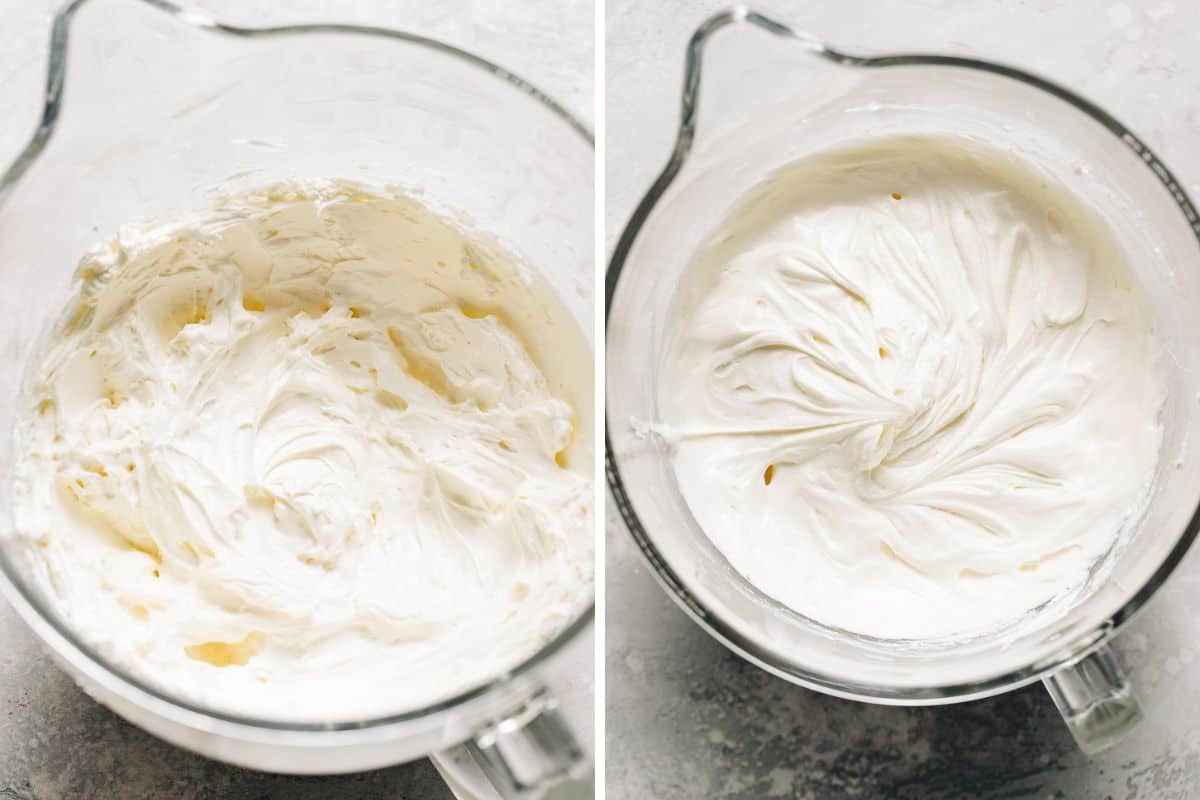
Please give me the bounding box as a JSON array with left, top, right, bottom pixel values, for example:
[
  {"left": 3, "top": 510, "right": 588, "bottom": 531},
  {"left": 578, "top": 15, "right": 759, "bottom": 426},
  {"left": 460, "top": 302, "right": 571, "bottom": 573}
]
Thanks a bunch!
[
  {"left": 11, "top": 180, "right": 593, "bottom": 720},
  {"left": 662, "top": 136, "right": 1164, "bottom": 640}
]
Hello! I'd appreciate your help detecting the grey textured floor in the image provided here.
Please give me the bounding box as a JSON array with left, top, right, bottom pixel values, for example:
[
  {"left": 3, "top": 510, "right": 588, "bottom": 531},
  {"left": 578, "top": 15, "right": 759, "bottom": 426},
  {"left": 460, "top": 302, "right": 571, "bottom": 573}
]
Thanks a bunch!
[{"left": 606, "top": 526, "right": 1200, "bottom": 800}]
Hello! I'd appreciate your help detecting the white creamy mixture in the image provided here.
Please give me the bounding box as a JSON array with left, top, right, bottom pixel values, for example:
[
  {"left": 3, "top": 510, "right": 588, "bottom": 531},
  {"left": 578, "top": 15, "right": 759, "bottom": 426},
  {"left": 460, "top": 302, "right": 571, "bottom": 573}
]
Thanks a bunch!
[
  {"left": 11, "top": 181, "right": 592, "bottom": 719},
  {"left": 662, "top": 136, "right": 1163, "bottom": 640}
]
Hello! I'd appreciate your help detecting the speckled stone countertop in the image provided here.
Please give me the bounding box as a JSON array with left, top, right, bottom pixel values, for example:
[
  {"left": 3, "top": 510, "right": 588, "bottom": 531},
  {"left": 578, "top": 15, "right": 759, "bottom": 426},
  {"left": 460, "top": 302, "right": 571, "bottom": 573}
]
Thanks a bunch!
[
  {"left": 0, "top": 1, "right": 591, "bottom": 797},
  {"left": 606, "top": 1, "right": 1200, "bottom": 798}
]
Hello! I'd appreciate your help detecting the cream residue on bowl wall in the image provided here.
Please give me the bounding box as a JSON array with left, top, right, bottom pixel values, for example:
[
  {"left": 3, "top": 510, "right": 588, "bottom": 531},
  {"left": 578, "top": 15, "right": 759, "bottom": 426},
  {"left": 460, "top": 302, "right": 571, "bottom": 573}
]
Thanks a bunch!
[{"left": 11, "top": 180, "right": 593, "bottom": 721}]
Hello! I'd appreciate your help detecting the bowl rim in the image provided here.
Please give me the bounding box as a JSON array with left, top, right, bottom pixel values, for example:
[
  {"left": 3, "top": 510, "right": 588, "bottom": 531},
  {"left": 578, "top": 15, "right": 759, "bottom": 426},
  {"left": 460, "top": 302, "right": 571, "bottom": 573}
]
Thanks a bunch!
[
  {"left": 0, "top": 0, "right": 596, "bottom": 735},
  {"left": 604, "top": 5, "right": 1200, "bottom": 705}
]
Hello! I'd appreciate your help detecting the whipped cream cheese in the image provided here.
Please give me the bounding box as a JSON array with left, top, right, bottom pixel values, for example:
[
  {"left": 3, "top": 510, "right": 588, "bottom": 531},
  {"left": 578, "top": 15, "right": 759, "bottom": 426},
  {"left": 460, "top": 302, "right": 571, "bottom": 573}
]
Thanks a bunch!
[
  {"left": 12, "top": 181, "right": 592, "bottom": 720},
  {"left": 662, "top": 136, "right": 1163, "bottom": 640}
]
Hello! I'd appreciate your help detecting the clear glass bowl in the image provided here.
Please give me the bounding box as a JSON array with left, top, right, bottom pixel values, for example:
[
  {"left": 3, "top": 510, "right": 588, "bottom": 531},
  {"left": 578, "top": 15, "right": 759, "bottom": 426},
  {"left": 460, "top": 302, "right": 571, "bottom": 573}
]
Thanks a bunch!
[
  {"left": 606, "top": 7, "right": 1200, "bottom": 754},
  {"left": 0, "top": 0, "right": 593, "bottom": 790}
]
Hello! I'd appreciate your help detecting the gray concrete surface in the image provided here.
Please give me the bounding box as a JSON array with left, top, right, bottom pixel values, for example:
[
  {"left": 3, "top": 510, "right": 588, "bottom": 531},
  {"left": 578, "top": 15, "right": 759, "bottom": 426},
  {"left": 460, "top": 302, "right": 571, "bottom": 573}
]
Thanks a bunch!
[
  {"left": 0, "top": 1, "right": 590, "bottom": 797},
  {"left": 606, "top": 1, "right": 1200, "bottom": 798}
]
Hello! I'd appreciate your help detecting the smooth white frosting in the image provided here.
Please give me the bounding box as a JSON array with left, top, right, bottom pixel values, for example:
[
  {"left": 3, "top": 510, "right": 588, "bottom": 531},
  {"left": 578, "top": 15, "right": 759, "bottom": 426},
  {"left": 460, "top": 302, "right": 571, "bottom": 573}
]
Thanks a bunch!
[
  {"left": 662, "top": 136, "right": 1163, "bottom": 640},
  {"left": 11, "top": 181, "right": 592, "bottom": 720}
]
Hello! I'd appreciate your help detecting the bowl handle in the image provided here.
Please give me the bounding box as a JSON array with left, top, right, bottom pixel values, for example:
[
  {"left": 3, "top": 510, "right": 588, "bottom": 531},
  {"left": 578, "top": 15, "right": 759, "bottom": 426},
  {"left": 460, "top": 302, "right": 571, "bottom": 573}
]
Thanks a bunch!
[
  {"left": 1042, "top": 643, "right": 1142, "bottom": 754},
  {"left": 431, "top": 687, "right": 591, "bottom": 799}
]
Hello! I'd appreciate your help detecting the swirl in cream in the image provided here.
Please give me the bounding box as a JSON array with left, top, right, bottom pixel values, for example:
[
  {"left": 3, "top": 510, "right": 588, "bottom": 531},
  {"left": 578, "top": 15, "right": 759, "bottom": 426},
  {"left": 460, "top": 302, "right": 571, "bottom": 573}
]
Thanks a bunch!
[
  {"left": 12, "top": 182, "right": 592, "bottom": 719},
  {"left": 662, "top": 136, "right": 1163, "bottom": 640}
]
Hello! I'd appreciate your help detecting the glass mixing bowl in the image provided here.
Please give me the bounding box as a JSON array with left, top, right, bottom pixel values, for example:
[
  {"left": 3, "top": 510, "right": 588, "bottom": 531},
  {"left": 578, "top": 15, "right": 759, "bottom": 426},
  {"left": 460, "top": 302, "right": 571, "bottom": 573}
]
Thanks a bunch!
[
  {"left": 606, "top": 7, "right": 1200, "bottom": 755},
  {"left": 0, "top": 0, "right": 594, "bottom": 795}
]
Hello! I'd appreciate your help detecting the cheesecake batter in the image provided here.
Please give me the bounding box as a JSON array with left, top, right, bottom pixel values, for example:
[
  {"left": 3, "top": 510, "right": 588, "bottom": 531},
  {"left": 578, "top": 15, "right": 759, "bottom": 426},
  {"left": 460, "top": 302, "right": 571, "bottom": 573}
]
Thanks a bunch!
[
  {"left": 11, "top": 181, "right": 592, "bottom": 720},
  {"left": 662, "top": 136, "right": 1163, "bottom": 640}
]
